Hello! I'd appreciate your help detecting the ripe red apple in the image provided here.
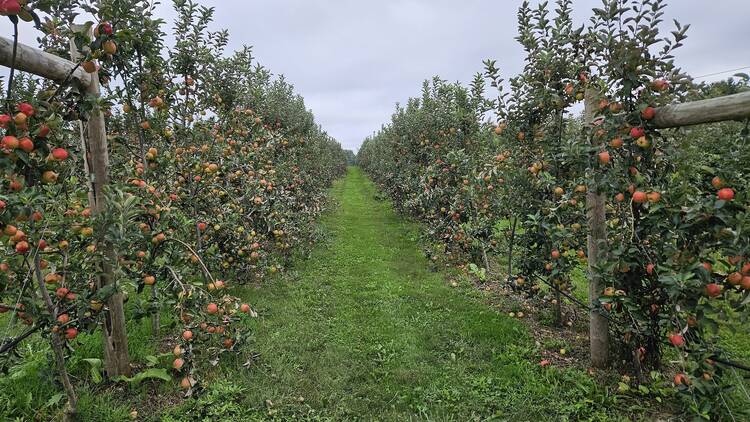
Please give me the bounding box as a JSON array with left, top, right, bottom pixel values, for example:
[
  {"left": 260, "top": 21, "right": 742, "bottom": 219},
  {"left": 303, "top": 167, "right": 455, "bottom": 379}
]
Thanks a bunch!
[
  {"left": 143, "top": 275, "right": 156, "bottom": 286},
  {"left": 630, "top": 127, "right": 645, "bottom": 138},
  {"left": 3, "top": 135, "right": 19, "bottom": 149},
  {"left": 598, "top": 151, "right": 610, "bottom": 164},
  {"left": 632, "top": 191, "right": 648, "bottom": 203},
  {"left": 173, "top": 358, "right": 184, "bottom": 370},
  {"left": 18, "top": 137, "right": 34, "bottom": 152},
  {"left": 705, "top": 283, "right": 722, "bottom": 298},
  {"left": 615, "top": 193, "right": 625, "bottom": 202},
  {"left": 197, "top": 222, "right": 207, "bottom": 231},
  {"left": 240, "top": 303, "right": 251, "bottom": 313},
  {"left": 652, "top": 79, "right": 669, "bottom": 91},
  {"left": 99, "top": 22, "right": 113, "bottom": 35},
  {"left": 182, "top": 330, "right": 193, "bottom": 341},
  {"left": 0, "top": 114, "right": 10, "bottom": 128},
  {"left": 669, "top": 333, "right": 685, "bottom": 347},
  {"left": 717, "top": 188, "right": 734, "bottom": 201},
  {"left": 641, "top": 106, "right": 656, "bottom": 120},
  {"left": 50, "top": 148, "right": 69, "bottom": 162},
  {"left": 17, "top": 102, "right": 34, "bottom": 117},
  {"left": 551, "top": 249, "right": 561, "bottom": 259},
  {"left": 0, "top": 0, "right": 21, "bottom": 16},
  {"left": 608, "top": 137, "right": 623, "bottom": 148},
  {"left": 64, "top": 327, "right": 78, "bottom": 340},
  {"left": 711, "top": 176, "right": 724, "bottom": 189},
  {"left": 206, "top": 303, "right": 219, "bottom": 314},
  {"left": 727, "top": 272, "right": 743, "bottom": 286},
  {"left": 15, "top": 241, "right": 30, "bottom": 254},
  {"left": 55, "top": 287, "right": 69, "bottom": 299}
]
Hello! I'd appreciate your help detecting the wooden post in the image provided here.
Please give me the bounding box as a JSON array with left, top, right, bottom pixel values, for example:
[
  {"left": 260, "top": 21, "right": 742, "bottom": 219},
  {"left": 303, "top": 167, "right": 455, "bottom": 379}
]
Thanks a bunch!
[
  {"left": 584, "top": 87, "right": 609, "bottom": 368},
  {"left": 69, "top": 35, "right": 131, "bottom": 377},
  {"left": 0, "top": 36, "right": 92, "bottom": 85},
  {"left": 653, "top": 91, "right": 750, "bottom": 128}
]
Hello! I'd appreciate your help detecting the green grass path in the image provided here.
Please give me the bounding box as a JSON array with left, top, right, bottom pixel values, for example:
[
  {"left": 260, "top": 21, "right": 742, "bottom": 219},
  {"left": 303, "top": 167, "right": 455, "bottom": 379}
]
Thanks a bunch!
[{"left": 171, "top": 167, "right": 624, "bottom": 421}]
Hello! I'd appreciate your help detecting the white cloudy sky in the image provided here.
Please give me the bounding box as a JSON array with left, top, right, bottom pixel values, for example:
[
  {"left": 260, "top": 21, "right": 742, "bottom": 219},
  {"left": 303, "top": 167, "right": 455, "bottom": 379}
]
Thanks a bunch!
[{"left": 11, "top": 1, "right": 750, "bottom": 152}]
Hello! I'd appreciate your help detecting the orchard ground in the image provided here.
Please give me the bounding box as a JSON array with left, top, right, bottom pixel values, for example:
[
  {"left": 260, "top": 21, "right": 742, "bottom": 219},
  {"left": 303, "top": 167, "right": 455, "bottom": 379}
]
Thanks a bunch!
[{"left": 3, "top": 167, "right": 747, "bottom": 420}]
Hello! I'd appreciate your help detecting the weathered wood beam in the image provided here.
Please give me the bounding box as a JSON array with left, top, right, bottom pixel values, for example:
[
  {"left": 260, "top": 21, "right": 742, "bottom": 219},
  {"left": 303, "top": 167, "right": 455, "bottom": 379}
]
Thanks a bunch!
[
  {"left": 584, "top": 87, "right": 609, "bottom": 369},
  {"left": 0, "top": 36, "right": 92, "bottom": 86},
  {"left": 653, "top": 91, "right": 750, "bottom": 128}
]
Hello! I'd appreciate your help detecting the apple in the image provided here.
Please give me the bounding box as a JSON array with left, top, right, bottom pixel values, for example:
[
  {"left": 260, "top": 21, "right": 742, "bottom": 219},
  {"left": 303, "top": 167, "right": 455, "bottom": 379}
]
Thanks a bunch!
[
  {"left": 632, "top": 191, "right": 648, "bottom": 203},
  {"left": 41, "top": 171, "right": 58, "bottom": 184},
  {"left": 102, "top": 40, "right": 117, "bottom": 55},
  {"left": 182, "top": 330, "right": 193, "bottom": 341},
  {"left": 0, "top": 0, "right": 21, "bottom": 16},
  {"left": 727, "top": 272, "right": 742, "bottom": 285},
  {"left": 3, "top": 135, "right": 19, "bottom": 149},
  {"left": 630, "top": 127, "right": 645, "bottom": 138},
  {"left": 652, "top": 79, "right": 669, "bottom": 91},
  {"left": 609, "top": 137, "right": 623, "bottom": 148},
  {"left": 17, "top": 102, "right": 34, "bottom": 117},
  {"left": 717, "top": 188, "right": 734, "bottom": 201},
  {"left": 206, "top": 303, "right": 218, "bottom": 314},
  {"left": 705, "top": 283, "right": 722, "bottom": 298},
  {"left": 64, "top": 327, "right": 78, "bottom": 340},
  {"left": 179, "top": 377, "right": 195, "bottom": 390},
  {"left": 641, "top": 106, "right": 656, "bottom": 120},
  {"left": 82, "top": 61, "right": 97, "bottom": 73},
  {"left": 669, "top": 333, "right": 685, "bottom": 347},
  {"left": 18, "top": 137, "right": 34, "bottom": 152},
  {"left": 598, "top": 151, "right": 610, "bottom": 164},
  {"left": 173, "top": 358, "right": 184, "bottom": 370},
  {"left": 240, "top": 303, "right": 251, "bottom": 313},
  {"left": 711, "top": 176, "right": 724, "bottom": 189},
  {"left": 15, "top": 241, "right": 30, "bottom": 254}
]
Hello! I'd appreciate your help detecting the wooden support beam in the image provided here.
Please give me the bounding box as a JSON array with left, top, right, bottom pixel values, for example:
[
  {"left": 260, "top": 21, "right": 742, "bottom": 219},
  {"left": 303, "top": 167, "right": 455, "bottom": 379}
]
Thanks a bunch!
[
  {"left": 585, "top": 87, "right": 609, "bottom": 369},
  {"left": 0, "top": 36, "right": 92, "bottom": 86},
  {"left": 653, "top": 91, "right": 750, "bottom": 128}
]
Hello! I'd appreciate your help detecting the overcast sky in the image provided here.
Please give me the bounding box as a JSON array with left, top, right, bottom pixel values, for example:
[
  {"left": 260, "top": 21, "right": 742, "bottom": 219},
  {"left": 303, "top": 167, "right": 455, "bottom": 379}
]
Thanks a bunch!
[{"left": 12, "top": 1, "right": 750, "bottom": 152}]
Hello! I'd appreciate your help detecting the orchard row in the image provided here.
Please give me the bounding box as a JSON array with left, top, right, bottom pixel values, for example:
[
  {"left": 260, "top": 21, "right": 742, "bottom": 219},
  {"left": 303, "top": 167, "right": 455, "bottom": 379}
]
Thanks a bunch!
[
  {"left": 358, "top": 0, "right": 749, "bottom": 419},
  {"left": 0, "top": 0, "right": 345, "bottom": 419}
]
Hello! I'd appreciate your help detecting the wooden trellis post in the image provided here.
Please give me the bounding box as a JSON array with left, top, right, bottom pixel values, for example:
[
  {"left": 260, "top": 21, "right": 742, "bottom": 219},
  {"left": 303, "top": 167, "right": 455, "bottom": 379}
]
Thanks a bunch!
[{"left": 584, "top": 88, "right": 609, "bottom": 368}]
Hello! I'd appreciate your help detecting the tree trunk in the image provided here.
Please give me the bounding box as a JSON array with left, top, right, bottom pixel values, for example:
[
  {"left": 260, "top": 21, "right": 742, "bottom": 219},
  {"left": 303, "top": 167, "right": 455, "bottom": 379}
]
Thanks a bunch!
[
  {"left": 584, "top": 87, "right": 609, "bottom": 368},
  {"left": 33, "top": 251, "right": 78, "bottom": 420}
]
